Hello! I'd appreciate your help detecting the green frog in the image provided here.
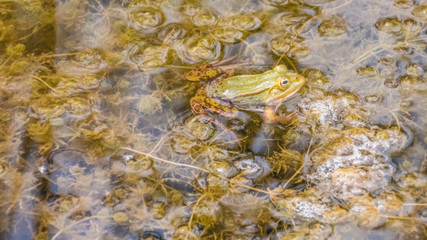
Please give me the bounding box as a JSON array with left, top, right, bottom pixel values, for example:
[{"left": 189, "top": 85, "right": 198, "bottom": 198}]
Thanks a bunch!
[{"left": 186, "top": 62, "right": 305, "bottom": 123}]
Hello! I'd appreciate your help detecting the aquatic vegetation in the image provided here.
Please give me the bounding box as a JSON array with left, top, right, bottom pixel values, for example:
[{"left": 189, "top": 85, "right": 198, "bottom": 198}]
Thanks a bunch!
[
  {"left": 269, "top": 34, "right": 310, "bottom": 59},
  {"left": 129, "top": 42, "right": 172, "bottom": 69},
  {"left": 0, "top": 0, "right": 426, "bottom": 239},
  {"left": 412, "top": 4, "right": 427, "bottom": 21},
  {"left": 318, "top": 14, "right": 349, "bottom": 37},
  {"left": 298, "top": 88, "right": 372, "bottom": 129},
  {"left": 191, "top": 9, "right": 218, "bottom": 27},
  {"left": 394, "top": 0, "right": 415, "bottom": 9},
  {"left": 128, "top": 7, "right": 165, "bottom": 31}
]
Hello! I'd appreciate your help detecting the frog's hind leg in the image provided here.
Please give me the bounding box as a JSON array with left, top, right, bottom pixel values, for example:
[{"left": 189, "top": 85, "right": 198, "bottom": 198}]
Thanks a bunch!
[
  {"left": 190, "top": 98, "right": 242, "bottom": 147},
  {"left": 186, "top": 64, "right": 232, "bottom": 82},
  {"left": 213, "top": 57, "right": 254, "bottom": 71},
  {"left": 212, "top": 56, "right": 253, "bottom": 68},
  {"left": 212, "top": 55, "right": 238, "bottom": 67},
  {"left": 186, "top": 56, "right": 253, "bottom": 82},
  {"left": 190, "top": 93, "right": 238, "bottom": 119}
]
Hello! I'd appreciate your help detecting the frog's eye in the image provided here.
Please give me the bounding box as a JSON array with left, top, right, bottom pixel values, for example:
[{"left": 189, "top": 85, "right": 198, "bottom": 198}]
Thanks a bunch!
[
  {"left": 274, "top": 65, "right": 288, "bottom": 73},
  {"left": 277, "top": 77, "right": 290, "bottom": 89}
]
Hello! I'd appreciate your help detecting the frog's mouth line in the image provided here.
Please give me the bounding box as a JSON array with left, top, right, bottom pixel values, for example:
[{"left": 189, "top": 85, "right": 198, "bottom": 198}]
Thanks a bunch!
[{"left": 266, "top": 79, "right": 305, "bottom": 109}]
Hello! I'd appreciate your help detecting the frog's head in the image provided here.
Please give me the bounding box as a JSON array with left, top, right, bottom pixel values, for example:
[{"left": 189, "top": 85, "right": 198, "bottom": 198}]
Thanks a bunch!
[{"left": 264, "top": 65, "right": 305, "bottom": 108}]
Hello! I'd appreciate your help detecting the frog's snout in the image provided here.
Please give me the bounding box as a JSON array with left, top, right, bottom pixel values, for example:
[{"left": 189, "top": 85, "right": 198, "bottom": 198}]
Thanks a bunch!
[
  {"left": 296, "top": 75, "right": 306, "bottom": 87},
  {"left": 298, "top": 75, "right": 306, "bottom": 84}
]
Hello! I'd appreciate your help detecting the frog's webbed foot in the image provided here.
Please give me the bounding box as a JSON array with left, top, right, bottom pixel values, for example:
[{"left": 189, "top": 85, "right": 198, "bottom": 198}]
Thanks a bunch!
[
  {"left": 278, "top": 112, "right": 299, "bottom": 125},
  {"left": 204, "top": 116, "right": 242, "bottom": 147},
  {"left": 212, "top": 55, "right": 238, "bottom": 66},
  {"left": 264, "top": 108, "right": 299, "bottom": 125},
  {"left": 190, "top": 99, "right": 242, "bottom": 147}
]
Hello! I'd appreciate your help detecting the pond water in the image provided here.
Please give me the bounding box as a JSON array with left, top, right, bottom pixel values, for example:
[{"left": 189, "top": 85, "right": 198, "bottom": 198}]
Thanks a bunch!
[{"left": 0, "top": 0, "right": 426, "bottom": 239}]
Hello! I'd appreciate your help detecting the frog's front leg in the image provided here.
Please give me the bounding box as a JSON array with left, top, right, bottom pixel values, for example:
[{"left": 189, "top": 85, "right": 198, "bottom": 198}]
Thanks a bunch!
[{"left": 264, "top": 107, "right": 298, "bottom": 125}]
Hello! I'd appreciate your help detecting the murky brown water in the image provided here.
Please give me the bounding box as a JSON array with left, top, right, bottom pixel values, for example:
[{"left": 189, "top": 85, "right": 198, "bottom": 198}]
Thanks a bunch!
[{"left": 0, "top": 0, "right": 426, "bottom": 239}]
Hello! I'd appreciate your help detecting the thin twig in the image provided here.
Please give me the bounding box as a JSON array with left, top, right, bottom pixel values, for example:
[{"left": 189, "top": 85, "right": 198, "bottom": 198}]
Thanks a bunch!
[
  {"left": 120, "top": 147, "right": 271, "bottom": 195},
  {"left": 32, "top": 76, "right": 58, "bottom": 93}
]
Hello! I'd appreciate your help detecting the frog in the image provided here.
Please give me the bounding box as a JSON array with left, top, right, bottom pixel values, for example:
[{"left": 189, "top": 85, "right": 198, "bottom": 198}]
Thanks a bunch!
[{"left": 186, "top": 61, "right": 306, "bottom": 124}]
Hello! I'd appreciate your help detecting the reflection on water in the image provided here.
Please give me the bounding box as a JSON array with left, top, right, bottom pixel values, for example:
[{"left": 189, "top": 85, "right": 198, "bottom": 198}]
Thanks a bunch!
[{"left": 0, "top": 0, "right": 426, "bottom": 239}]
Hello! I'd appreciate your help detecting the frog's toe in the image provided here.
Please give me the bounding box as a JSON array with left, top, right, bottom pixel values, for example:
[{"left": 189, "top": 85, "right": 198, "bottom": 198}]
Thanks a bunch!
[{"left": 264, "top": 110, "right": 298, "bottom": 125}]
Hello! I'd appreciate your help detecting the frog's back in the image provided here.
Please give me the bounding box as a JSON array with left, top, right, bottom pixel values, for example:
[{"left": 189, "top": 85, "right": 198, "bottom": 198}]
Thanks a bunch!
[{"left": 204, "top": 70, "right": 280, "bottom": 108}]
